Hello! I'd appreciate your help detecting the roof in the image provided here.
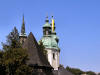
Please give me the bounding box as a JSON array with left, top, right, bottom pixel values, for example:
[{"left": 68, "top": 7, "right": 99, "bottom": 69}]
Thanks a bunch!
[
  {"left": 41, "top": 35, "right": 59, "bottom": 50},
  {"left": 43, "top": 16, "right": 51, "bottom": 28},
  {"left": 43, "top": 22, "right": 51, "bottom": 27},
  {"left": 53, "top": 67, "right": 74, "bottom": 75},
  {"left": 41, "top": 21, "right": 60, "bottom": 50},
  {"left": 23, "top": 32, "right": 52, "bottom": 68}
]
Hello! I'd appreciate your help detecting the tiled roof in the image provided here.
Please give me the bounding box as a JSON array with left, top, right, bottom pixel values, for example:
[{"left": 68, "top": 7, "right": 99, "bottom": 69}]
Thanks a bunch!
[
  {"left": 23, "top": 32, "right": 52, "bottom": 68},
  {"left": 53, "top": 67, "right": 74, "bottom": 75}
]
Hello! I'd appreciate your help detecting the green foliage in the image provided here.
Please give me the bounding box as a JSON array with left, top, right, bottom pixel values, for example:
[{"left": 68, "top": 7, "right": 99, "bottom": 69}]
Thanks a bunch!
[
  {"left": 2, "top": 27, "right": 20, "bottom": 50},
  {"left": 7, "top": 27, "right": 19, "bottom": 45},
  {"left": 39, "top": 40, "right": 47, "bottom": 56},
  {"left": 59, "top": 64, "right": 64, "bottom": 67},
  {"left": 0, "top": 47, "right": 33, "bottom": 75},
  {"left": 0, "top": 51, "right": 6, "bottom": 75},
  {"left": 86, "top": 71, "right": 96, "bottom": 75},
  {"left": 0, "top": 27, "right": 33, "bottom": 75},
  {"left": 66, "top": 66, "right": 96, "bottom": 75},
  {"left": 66, "top": 66, "right": 85, "bottom": 75}
]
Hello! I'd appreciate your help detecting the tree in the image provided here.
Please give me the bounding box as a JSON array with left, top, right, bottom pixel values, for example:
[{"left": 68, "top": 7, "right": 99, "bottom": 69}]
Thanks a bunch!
[
  {"left": 0, "top": 51, "right": 6, "bottom": 75},
  {"left": 66, "top": 66, "right": 96, "bottom": 75},
  {"left": 86, "top": 71, "right": 96, "bottom": 75},
  {"left": 0, "top": 27, "right": 33, "bottom": 75},
  {"left": 2, "top": 48, "right": 33, "bottom": 75},
  {"left": 59, "top": 64, "right": 64, "bottom": 67},
  {"left": 39, "top": 40, "right": 47, "bottom": 56},
  {"left": 2, "top": 27, "right": 20, "bottom": 50},
  {"left": 7, "top": 27, "right": 19, "bottom": 46},
  {"left": 66, "top": 66, "right": 85, "bottom": 75}
]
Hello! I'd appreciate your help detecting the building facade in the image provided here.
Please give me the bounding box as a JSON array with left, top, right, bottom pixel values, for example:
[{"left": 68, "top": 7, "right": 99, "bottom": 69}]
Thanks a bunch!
[
  {"left": 18, "top": 16, "right": 74, "bottom": 75},
  {"left": 40, "top": 16, "right": 60, "bottom": 70}
]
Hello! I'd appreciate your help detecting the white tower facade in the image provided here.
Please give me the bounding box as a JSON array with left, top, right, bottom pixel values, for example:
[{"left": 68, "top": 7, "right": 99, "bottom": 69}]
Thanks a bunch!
[{"left": 46, "top": 49, "right": 60, "bottom": 70}]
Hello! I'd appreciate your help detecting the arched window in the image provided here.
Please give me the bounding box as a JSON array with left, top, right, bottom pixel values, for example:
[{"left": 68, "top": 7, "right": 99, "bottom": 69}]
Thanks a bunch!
[
  {"left": 46, "top": 31, "right": 48, "bottom": 35},
  {"left": 53, "top": 53, "right": 55, "bottom": 60}
]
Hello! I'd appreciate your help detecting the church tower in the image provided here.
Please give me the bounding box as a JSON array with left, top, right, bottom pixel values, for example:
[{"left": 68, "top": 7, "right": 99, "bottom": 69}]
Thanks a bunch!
[
  {"left": 40, "top": 16, "right": 60, "bottom": 70},
  {"left": 19, "top": 15, "right": 27, "bottom": 44}
]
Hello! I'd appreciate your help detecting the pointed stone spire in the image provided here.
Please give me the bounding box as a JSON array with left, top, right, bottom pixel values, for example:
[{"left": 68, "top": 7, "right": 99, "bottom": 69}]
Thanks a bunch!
[
  {"left": 19, "top": 15, "right": 27, "bottom": 45},
  {"left": 21, "top": 15, "right": 26, "bottom": 36}
]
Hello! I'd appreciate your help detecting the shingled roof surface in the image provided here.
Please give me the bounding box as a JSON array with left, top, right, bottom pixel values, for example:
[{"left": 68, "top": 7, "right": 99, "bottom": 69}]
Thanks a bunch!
[
  {"left": 53, "top": 67, "right": 74, "bottom": 75},
  {"left": 23, "top": 32, "right": 52, "bottom": 68},
  {"left": 22, "top": 32, "right": 74, "bottom": 75}
]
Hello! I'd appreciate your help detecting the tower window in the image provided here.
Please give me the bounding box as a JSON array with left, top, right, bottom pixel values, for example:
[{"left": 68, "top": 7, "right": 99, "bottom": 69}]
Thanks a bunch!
[
  {"left": 46, "top": 31, "right": 48, "bottom": 35},
  {"left": 53, "top": 53, "right": 55, "bottom": 60}
]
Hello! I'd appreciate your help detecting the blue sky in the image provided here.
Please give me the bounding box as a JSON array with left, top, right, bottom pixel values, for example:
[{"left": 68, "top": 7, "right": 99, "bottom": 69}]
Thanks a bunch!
[{"left": 0, "top": 0, "right": 100, "bottom": 72}]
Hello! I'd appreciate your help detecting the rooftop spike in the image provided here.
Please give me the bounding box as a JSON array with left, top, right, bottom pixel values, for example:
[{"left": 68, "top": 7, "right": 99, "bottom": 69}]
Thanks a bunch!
[
  {"left": 45, "top": 15, "right": 49, "bottom": 22},
  {"left": 21, "top": 15, "right": 26, "bottom": 36},
  {"left": 43, "top": 16, "right": 51, "bottom": 28},
  {"left": 22, "top": 15, "right": 25, "bottom": 24}
]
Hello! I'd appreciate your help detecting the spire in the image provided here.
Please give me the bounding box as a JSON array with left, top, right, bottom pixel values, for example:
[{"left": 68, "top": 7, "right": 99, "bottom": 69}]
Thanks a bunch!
[
  {"left": 22, "top": 15, "right": 25, "bottom": 25},
  {"left": 21, "top": 15, "right": 26, "bottom": 36},
  {"left": 23, "top": 32, "right": 52, "bottom": 68},
  {"left": 45, "top": 16, "right": 49, "bottom": 23},
  {"left": 43, "top": 16, "right": 51, "bottom": 27}
]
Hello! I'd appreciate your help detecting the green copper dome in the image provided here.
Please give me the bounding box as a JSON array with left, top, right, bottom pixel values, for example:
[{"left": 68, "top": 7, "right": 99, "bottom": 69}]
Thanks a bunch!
[
  {"left": 43, "top": 16, "right": 51, "bottom": 28},
  {"left": 41, "top": 36, "right": 52, "bottom": 47},
  {"left": 43, "top": 23, "right": 51, "bottom": 27},
  {"left": 51, "top": 37, "right": 59, "bottom": 49},
  {"left": 52, "top": 34, "right": 59, "bottom": 43},
  {"left": 41, "top": 35, "right": 59, "bottom": 50},
  {"left": 40, "top": 16, "right": 60, "bottom": 50}
]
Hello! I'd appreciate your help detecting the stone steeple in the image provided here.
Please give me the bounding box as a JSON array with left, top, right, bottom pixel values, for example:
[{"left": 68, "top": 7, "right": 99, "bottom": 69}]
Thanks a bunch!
[
  {"left": 19, "top": 15, "right": 27, "bottom": 44},
  {"left": 21, "top": 15, "right": 26, "bottom": 36}
]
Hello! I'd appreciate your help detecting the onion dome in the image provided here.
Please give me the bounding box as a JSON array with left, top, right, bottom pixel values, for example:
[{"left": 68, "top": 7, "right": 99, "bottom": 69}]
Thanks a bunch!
[{"left": 43, "top": 16, "right": 51, "bottom": 28}]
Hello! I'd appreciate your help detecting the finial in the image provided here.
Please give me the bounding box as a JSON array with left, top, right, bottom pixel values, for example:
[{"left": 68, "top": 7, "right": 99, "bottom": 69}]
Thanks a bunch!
[
  {"left": 21, "top": 15, "right": 26, "bottom": 36},
  {"left": 45, "top": 15, "right": 49, "bottom": 22},
  {"left": 46, "top": 16, "right": 48, "bottom": 19},
  {"left": 23, "top": 14, "right": 25, "bottom": 24},
  {"left": 52, "top": 16, "right": 53, "bottom": 18}
]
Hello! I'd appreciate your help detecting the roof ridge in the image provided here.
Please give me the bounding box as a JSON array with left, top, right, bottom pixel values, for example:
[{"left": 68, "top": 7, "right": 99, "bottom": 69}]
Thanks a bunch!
[{"left": 23, "top": 32, "right": 52, "bottom": 68}]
